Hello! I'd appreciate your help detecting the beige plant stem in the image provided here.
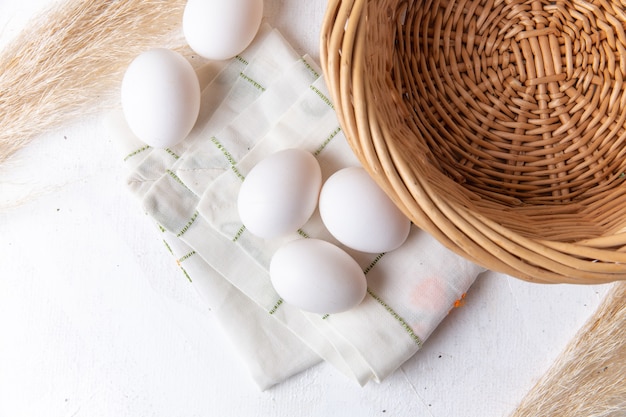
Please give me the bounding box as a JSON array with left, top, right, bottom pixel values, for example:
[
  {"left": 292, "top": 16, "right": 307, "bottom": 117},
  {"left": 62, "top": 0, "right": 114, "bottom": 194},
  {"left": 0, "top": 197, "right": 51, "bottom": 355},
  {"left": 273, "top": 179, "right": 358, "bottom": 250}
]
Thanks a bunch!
[
  {"left": 0, "top": 0, "right": 186, "bottom": 164},
  {"left": 512, "top": 283, "right": 626, "bottom": 417}
]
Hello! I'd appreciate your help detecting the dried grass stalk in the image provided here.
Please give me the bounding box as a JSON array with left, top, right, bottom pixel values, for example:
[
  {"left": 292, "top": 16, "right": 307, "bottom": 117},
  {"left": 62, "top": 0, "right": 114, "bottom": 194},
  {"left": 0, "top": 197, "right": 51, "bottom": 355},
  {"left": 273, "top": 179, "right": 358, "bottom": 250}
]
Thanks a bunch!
[
  {"left": 512, "top": 283, "right": 626, "bottom": 417},
  {"left": 0, "top": 0, "right": 186, "bottom": 164}
]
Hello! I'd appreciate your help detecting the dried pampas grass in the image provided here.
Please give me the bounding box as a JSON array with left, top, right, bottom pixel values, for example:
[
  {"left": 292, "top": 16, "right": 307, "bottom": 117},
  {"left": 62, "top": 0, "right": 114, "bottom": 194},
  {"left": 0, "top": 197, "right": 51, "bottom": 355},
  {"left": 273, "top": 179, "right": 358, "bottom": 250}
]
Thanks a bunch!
[
  {"left": 0, "top": 0, "right": 188, "bottom": 164},
  {"left": 512, "top": 283, "right": 626, "bottom": 417}
]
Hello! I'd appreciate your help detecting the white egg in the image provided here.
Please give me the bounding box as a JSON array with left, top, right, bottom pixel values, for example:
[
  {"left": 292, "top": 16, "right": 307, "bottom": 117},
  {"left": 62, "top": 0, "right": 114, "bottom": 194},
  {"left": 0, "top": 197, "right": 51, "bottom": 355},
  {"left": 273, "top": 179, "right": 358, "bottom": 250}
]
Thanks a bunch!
[
  {"left": 237, "top": 149, "right": 322, "bottom": 239},
  {"left": 270, "top": 239, "right": 367, "bottom": 314},
  {"left": 183, "top": 0, "right": 264, "bottom": 61},
  {"left": 319, "top": 167, "right": 411, "bottom": 253},
  {"left": 121, "top": 48, "right": 200, "bottom": 148}
]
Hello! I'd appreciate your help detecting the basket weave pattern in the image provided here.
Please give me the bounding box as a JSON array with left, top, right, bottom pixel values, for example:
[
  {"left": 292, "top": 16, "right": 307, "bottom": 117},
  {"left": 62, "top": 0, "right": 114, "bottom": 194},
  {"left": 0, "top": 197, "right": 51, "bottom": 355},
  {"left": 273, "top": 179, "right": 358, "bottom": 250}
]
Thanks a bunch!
[{"left": 321, "top": 0, "right": 626, "bottom": 283}]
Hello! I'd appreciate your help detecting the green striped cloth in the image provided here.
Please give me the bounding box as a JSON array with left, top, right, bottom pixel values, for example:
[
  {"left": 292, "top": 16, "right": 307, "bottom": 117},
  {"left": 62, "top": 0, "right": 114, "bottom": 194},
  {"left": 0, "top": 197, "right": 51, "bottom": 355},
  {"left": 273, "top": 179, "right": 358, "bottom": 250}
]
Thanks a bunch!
[{"left": 110, "top": 25, "right": 484, "bottom": 389}]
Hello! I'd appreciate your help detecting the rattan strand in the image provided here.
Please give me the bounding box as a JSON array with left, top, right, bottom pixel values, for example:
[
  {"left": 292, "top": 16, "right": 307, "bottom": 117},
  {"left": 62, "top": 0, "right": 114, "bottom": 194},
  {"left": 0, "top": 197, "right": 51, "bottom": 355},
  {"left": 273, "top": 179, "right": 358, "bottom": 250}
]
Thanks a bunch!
[{"left": 321, "top": 0, "right": 626, "bottom": 283}]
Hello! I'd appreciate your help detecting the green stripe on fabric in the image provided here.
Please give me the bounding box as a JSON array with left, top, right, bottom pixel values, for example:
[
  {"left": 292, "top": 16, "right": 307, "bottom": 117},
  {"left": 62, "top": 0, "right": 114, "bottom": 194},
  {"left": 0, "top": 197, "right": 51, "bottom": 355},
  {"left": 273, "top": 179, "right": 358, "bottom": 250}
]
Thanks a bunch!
[
  {"left": 301, "top": 57, "right": 320, "bottom": 78},
  {"left": 361, "top": 252, "right": 422, "bottom": 346},
  {"left": 235, "top": 55, "right": 249, "bottom": 66},
  {"left": 177, "top": 211, "right": 199, "bottom": 237},
  {"left": 163, "top": 239, "right": 174, "bottom": 255},
  {"left": 177, "top": 250, "right": 196, "bottom": 263},
  {"left": 210, "top": 137, "right": 245, "bottom": 181},
  {"left": 367, "top": 289, "right": 423, "bottom": 347},
  {"left": 232, "top": 227, "right": 308, "bottom": 245},
  {"left": 179, "top": 266, "right": 192, "bottom": 283},
  {"left": 310, "top": 85, "right": 334, "bottom": 109},
  {"left": 232, "top": 225, "right": 246, "bottom": 242},
  {"left": 123, "top": 145, "right": 151, "bottom": 161},
  {"left": 162, "top": 239, "right": 192, "bottom": 282},
  {"left": 269, "top": 298, "right": 284, "bottom": 315},
  {"left": 164, "top": 148, "right": 180, "bottom": 160},
  {"left": 314, "top": 126, "right": 342, "bottom": 156},
  {"left": 239, "top": 72, "right": 265, "bottom": 91},
  {"left": 166, "top": 169, "right": 192, "bottom": 192},
  {"left": 363, "top": 252, "right": 386, "bottom": 275}
]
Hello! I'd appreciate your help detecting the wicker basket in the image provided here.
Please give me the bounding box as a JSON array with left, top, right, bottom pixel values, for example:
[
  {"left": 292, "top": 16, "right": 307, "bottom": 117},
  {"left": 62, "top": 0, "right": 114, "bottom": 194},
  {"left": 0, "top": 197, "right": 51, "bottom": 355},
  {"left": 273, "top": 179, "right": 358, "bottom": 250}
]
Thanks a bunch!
[{"left": 320, "top": 0, "right": 626, "bottom": 284}]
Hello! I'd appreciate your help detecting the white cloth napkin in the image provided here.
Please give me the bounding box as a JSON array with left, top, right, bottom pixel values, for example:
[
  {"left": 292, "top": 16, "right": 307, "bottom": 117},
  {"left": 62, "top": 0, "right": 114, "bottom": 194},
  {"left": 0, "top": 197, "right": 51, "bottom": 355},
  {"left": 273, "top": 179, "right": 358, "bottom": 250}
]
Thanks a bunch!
[{"left": 108, "top": 25, "right": 485, "bottom": 389}]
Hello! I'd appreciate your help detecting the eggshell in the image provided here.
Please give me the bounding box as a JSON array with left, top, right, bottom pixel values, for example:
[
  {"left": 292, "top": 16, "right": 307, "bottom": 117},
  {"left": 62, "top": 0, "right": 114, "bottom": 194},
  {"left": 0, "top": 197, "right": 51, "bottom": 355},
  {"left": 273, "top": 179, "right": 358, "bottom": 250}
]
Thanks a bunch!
[
  {"left": 237, "top": 149, "right": 322, "bottom": 239},
  {"left": 121, "top": 48, "right": 200, "bottom": 148},
  {"left": 319, "top": 167, "right": 411, "bottom": 253},
  {"left": 270, "top": 239, "right": 367, "bottom": 314},
  {"left": 183, "top": 0, "right": 264, "bottom": 61}
]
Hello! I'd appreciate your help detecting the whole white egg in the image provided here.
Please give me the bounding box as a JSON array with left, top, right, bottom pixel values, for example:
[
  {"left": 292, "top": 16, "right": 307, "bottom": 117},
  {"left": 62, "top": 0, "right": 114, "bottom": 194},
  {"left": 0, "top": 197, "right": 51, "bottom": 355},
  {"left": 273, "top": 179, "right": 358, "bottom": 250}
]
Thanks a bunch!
[
  {"left": 121, "top": 48, "right": 200, "bottom": 148},
  {"left": 319, "top": 167, "right": 411, "bottom": 253},
  {"left": 237, "top": 149, "right": 322, "bottom": 239},
  {"left": 183, "top": 0, "right": 264, "bottom": 61},
  {"left": 270, "top": 238, "right": 367, "bottom": 314}
]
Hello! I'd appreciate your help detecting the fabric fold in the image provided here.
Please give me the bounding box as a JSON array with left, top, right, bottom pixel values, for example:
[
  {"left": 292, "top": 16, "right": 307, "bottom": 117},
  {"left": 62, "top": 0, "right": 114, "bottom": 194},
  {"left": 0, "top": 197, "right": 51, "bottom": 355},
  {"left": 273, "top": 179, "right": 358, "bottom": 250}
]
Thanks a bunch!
[{"left": 109, "top": 26, "right": 485, "bottom": 389}]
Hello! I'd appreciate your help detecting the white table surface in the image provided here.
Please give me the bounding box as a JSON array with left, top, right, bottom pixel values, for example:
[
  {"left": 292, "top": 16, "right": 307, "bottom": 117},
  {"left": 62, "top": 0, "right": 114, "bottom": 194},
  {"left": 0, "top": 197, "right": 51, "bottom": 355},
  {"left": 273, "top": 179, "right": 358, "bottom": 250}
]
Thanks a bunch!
[{"left": 0, "top": 1, "right": 612, "bottom": 416}]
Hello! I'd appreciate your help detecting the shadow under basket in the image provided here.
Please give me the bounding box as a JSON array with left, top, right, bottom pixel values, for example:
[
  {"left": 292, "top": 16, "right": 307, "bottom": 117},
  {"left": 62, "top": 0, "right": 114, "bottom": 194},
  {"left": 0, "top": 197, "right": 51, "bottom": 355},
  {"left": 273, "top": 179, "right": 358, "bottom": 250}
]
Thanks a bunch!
[{"left": 321, "top": 0, "right": 626, "bottom": 283}]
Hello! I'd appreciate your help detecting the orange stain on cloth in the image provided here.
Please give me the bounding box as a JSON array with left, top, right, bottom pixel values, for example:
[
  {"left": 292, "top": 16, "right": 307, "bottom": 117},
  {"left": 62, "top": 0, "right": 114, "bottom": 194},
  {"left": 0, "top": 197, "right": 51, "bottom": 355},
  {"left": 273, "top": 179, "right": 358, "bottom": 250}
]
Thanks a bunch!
[
  {"left": 451, "top": 293, "right": 467, "bottom": 311},
  {"left": 409, "top": 277, "right": 468, "bottom": 313}
]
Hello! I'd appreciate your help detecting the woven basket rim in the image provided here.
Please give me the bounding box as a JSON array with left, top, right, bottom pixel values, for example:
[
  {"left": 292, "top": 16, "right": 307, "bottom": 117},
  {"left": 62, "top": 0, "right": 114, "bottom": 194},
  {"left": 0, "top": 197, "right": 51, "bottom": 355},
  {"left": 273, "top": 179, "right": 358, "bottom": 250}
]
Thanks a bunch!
[{"left": 320, "top": 0, "right": 626, "bottom": 284}]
